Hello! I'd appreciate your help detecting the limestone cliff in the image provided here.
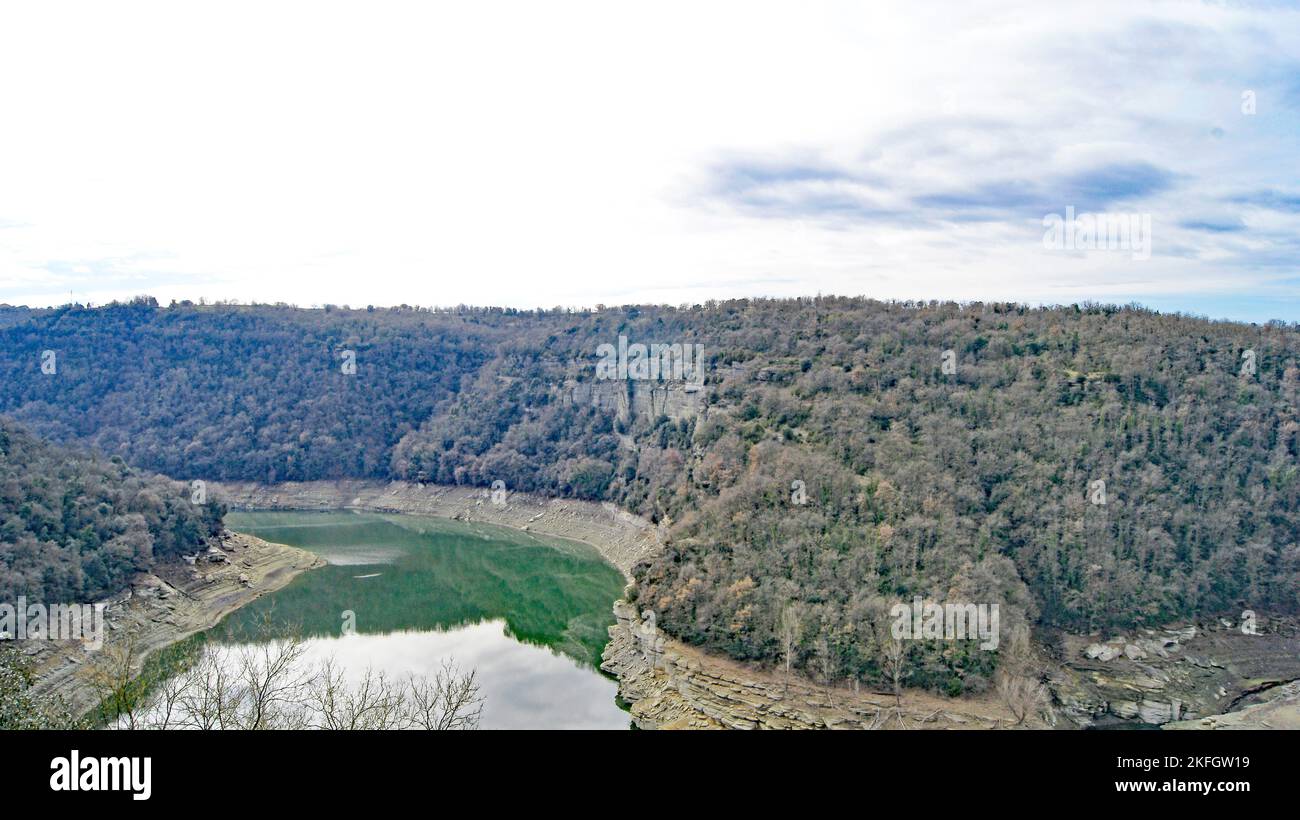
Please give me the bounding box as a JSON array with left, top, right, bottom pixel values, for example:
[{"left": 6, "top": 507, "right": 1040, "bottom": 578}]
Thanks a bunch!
[{"left": 566, "top": 378, "right": 705, "bottom": 425}]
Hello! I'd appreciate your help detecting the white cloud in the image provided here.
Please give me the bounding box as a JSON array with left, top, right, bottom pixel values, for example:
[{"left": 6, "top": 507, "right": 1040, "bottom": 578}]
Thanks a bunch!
[{"left": 1, "top": 0, "right": 1298, "bottom": 317}]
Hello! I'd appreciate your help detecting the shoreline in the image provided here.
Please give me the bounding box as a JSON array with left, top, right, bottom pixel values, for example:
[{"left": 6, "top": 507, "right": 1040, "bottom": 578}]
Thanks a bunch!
[
  {"left": 601, "top": 599, "right": 1017, "bottom": 729},
  {"left": 26, "top": 531, "right": 324, "bottom": 717},
  {"left": 210, "top": 479, "right": 662, "bottom": 581}
]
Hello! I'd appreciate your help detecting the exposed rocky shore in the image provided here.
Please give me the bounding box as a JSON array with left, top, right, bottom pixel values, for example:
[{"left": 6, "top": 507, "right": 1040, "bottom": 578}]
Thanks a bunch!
[
  {"left": 26, "top": 532, "right": 323, "bottom": 717},
  {"left": 210, "top": 479, "right": 662, "bottom": 579},
  {"left": 1047, "top": 617, "right": 1300, "bottom": 728},
  {"left": 600, "top": 604, "right": 1300, "bottom": 730},
  {"left": 1167, "top": 681, "right": 1300, "bottom": 730},
  {"left": 601, "top": 600, "right": 1015, "bottom": 729}
]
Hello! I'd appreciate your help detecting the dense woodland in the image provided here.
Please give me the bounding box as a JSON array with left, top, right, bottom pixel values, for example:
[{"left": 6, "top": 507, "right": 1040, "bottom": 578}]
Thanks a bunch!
[
  {"left": 0, "top": 419, "right": 224, "bottom": 604},
  {"left": 3, "top": 296, "right": 1299, "bottom": 693},
  {"left": 0, "top": 298, "right": 487, "bottom": 481}
]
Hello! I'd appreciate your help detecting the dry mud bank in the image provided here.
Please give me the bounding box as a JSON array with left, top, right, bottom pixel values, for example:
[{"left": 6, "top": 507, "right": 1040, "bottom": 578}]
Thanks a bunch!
[{"left": 26, "top": 532, "right": 323, "bottom": 717}]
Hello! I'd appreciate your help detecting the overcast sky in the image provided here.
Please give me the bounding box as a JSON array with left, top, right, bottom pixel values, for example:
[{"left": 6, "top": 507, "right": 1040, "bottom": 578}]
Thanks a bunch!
[{"left": 1, "top": 1, "right": 1298, "bottom": 321}]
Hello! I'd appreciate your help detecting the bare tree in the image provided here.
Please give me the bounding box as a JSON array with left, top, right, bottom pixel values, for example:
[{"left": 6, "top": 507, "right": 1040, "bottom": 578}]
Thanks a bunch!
[
  {"left": 173, "top": 649, "right": 235, "bottom": 730},
  {"left": 237, "top": 635, "right": 312, "bottom": 729},
  {"left": 995, "top": 671, "right": 1048, "bottom": 727},
  {"left": 778, "top": 602, "right": 803, "bottom": 693},
  {"left": 995, "top": 624, "right": 1048, "bottom": 727},
  {"left": 814, "top": 634, "right": 837, "bottom": 708},
  {"left": 142, "top": 664, "right": 192, "bottom": 730},
  {"left": 87, "top": 634, "right": 148, "bottom": 729},
  {"left": 405, "top": 659, "right": 484, "bottom": 730},
  {"left": 880, "top": 635, "right": 910, "bottom": 707},
  {"left": 310, "top": 659, "right": 409, "bottom": 730},
  {"left": 124, "top": 612, "right": 485, "bottom": 731}
]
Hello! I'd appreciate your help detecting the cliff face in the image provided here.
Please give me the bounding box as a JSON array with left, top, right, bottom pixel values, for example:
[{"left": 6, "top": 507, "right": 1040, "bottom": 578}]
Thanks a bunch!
[
  {"left": 600, "top": 601, "right": 1014, "bottom": 730},
  {"left": 632, "top": 380, "right": 706, "bottom": 422},
  {"left": 566, "top": 379, "right": 705, "bottom": 425}
]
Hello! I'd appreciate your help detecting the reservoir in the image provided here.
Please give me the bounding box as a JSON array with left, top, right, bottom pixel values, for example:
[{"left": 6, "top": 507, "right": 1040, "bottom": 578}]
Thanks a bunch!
[{"left": 183, "top": 510, "right": 630, "bottom": 729}]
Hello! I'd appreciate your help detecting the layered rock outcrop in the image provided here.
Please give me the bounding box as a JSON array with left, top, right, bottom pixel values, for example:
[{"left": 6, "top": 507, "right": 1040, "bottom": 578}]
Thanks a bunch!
[
  {"left": 1048, "top": 619, "right": 1300, "bottom": 728},
  {"left": 600, "top": 600, "right": 1014, "bottom": 730}
]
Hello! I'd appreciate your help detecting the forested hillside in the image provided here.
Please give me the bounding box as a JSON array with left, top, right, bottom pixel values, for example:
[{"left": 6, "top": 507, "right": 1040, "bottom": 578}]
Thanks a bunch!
[
  {"left": 3, "top": 297, "right": 1298, "bottom": 693},
  {"left": 0, "top": 298, "right": 488, "bottom": 481},
  {"left": 0, "top": 419, "right": 224, "bottom": 604}
]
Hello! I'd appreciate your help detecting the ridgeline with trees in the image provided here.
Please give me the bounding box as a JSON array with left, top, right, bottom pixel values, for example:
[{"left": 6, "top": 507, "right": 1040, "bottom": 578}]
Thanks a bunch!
[{"left": 3, "top": 296, "right": 1298, "bottom": 695}]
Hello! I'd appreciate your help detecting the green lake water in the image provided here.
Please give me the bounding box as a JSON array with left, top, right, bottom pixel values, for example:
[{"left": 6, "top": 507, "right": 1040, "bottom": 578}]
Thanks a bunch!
[{"left": 202, "top": 510, "right": 631, "bottom": 729}]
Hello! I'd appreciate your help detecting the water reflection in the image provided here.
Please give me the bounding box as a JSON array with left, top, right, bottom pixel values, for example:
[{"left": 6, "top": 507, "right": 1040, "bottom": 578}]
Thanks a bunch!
[
  {"left": 185, "top": 511, "right": 632, "bottom": 729},
  {"left": 250, "top": 621, "right": 628, "bottom": 729}
]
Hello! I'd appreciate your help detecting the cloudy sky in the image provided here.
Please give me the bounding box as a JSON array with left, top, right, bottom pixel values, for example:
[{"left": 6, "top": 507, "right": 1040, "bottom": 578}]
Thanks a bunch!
[{"left": 1, "top": 0, "right": 1298, "bottom": 321}]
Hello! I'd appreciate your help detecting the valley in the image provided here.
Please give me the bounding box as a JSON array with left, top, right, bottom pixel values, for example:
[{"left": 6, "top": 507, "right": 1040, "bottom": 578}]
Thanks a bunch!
[{"left": 5, "top": 299, "right": 1300, "bottom": 731}]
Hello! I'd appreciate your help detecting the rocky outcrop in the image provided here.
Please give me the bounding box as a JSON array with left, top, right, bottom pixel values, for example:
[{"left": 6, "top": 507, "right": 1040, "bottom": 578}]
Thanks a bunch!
[
  {"left": 605, "top": 601, "right": 1300, "bottom": 731},
  {"left": 209, "top": 480, "right": 663, "bottom": 580},
  {"left": 1048, "top": 619, "right": 1300, "bottom": 728},
  {"left": 566, "top": 378, "right": 706, "bottom": 425},
  {"left": 1167, "top": 681, "right": 1300, "bottom": 730},
  {"left": 632, "top": 380, "right": 706, "bottom": 422},
  {"left": 600, "top": 601, "right": 1015, "bottom": 730}
]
